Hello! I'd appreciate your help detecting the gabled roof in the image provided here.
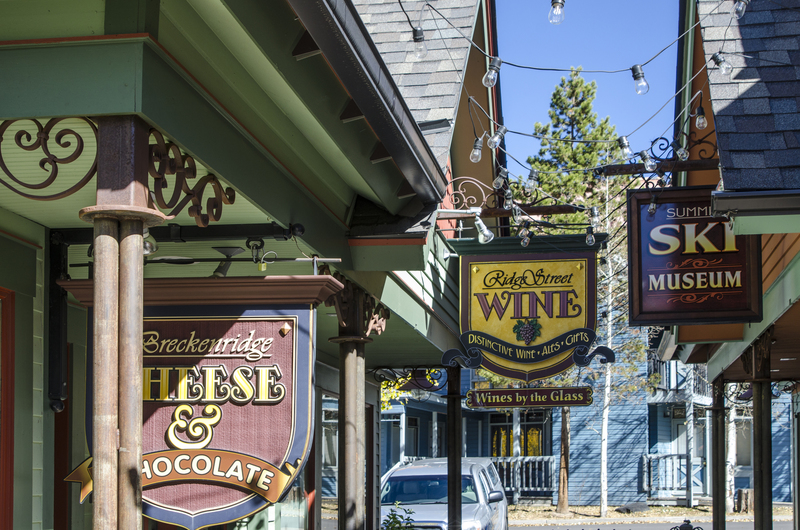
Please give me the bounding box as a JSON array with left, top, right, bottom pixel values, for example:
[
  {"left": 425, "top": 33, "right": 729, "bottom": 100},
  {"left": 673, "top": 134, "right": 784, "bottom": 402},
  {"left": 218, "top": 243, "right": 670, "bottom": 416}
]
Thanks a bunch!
[
  {"left": 698, "top": 0, "right": 800, "bottom": 190},
  {"left": 352, "top": 0, "right": 481, "bottom": 168}
]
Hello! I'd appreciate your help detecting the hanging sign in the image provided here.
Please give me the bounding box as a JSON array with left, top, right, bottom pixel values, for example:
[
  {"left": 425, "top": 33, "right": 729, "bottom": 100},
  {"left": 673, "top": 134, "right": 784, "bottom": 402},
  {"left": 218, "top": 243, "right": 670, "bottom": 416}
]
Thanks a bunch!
[
  {"left": 465, "top": 387, "right": 593, "bottom": 408},
  {"left": 61, "top": 277, "right": 342, "bottom": 530},
  {"left": 442, "top": 253, "right": 614, "bottom": 382},
  {"left": 627, "top": 187, "right": 762, "bottom": 326}
]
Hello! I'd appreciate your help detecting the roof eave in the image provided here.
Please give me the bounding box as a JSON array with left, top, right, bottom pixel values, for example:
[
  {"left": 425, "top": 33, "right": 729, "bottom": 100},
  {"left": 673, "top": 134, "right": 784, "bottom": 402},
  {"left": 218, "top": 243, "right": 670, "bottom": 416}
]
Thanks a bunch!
[{"left": 287, "top": 0, "right": 447, "bottom": 206}]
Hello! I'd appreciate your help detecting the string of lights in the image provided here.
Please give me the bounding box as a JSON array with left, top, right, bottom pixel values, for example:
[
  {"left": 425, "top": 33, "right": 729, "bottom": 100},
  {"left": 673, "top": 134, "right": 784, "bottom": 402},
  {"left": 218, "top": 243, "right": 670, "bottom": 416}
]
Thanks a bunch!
[
  {"left": 405, "top": 0, "right": 730, "bottom": 94},
  {"left": 413, "top": 0, "right": 754, "bottom": 247}
]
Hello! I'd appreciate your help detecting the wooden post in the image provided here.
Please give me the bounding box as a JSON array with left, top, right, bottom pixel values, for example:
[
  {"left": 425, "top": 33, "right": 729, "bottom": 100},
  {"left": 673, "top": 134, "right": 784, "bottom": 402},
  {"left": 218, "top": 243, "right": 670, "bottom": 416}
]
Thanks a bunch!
[
  {"left": 447, "top": 365, "right": 462, "bottom": 530},
  {"left": 712, "top": 377, "right": 726, "bottom": 530},
  {"left": 81, "top": 115, "right": 165, "bottom": 530},
  {"left": 750, "top": 330, "right": 773, "bottom": 530},
  {"left": 91, "top": 217, "right": 120, "bottom": 529},
  {"left": 325, "top": 274, "right": 384, "bottom": 530}
]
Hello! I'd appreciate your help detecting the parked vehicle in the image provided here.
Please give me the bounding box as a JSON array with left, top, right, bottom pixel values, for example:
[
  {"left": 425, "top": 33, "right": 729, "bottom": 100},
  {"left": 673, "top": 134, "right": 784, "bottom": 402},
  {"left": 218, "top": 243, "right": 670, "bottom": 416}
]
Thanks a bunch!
[{"left": 380, "top": 458, "right": 508, "bottom": 530}]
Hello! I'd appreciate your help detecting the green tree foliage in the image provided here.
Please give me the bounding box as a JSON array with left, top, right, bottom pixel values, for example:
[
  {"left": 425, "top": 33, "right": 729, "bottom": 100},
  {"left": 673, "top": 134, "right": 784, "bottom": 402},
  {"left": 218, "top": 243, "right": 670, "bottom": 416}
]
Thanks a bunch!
[{"left": 525, "top": 68, "right": 617, "bottom": 229}]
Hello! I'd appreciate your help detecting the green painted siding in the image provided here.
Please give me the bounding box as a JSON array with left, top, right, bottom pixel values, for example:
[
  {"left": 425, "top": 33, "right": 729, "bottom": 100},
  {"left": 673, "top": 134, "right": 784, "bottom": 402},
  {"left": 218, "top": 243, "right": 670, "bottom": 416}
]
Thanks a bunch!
[{"left": 0, "top": 0, "right": 104, "bottom": 40}]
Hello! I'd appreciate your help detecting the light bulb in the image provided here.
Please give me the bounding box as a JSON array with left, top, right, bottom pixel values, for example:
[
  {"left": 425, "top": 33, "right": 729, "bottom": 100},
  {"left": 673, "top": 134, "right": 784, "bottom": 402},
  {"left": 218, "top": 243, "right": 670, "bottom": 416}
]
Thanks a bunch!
[
  {"left": 590, "top": 206, "right": 600, "bottom": 228},
  {"left": 143, "top": 228, "right": 158, "bottom": 256},
  {"left": 548, "top": 0, "right": 565, "bottom": 25},
  {"left": 733, "top": 0, "right": 749, "bottom": 19},
  {"left": 585, "top": 227, "right": 595, "bottom": 246},
  {"left": 518, "top": 221, "right": 531, "bottom": 239},
  {"left": 512, "top": 205, "right": 523, "bottom": 224},
  {"left": 711, "top": 52, "right": 733, "bottom": 76},
  {"left": 474, "top": 216, "right": 494, "bottom": 244},
  {"left": 617, "top": 136, "right": 633, "bottom": 160},
  {"left": 504, "top": 187, "right": 513, "bottom": 208},
  {"left": 482, "top": 57, "right": 502, "bottom": 88},
  {"left": 486, "top": 125, "right": 507, "bottom": 150},
  {"left": 695, "top": 107, "right": 708, "bottom": 130},
  {"left": 493, "top": 168, "right": 508, "bottom": 189},
  {"left": 526, "top": 168, "right": 539, "bottom": 194},
  {"left": 469, "top": 137, "right": 483, "bottom": 163},
  {"left": 672, "top": 141, "right": 689, "bottom": 161},
  {"left": 521, "top": 235, "right": 531, "bottom": 247},
  {"left": 631, "top": 65, "right": 649, "bottom": 95},
  {"left": 648, "top": 197, "right": 657, "bottom": 215},
  {"left": 412, "top": 27, "right": 427, "bottom": 59},
  {"left": 640, "top": 151, "right": 657, "bottom": 172}
]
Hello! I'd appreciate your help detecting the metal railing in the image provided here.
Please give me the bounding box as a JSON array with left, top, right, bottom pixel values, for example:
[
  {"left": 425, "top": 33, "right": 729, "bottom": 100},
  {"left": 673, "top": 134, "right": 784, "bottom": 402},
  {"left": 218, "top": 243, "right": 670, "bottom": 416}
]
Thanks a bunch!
[
  {"left": 648, "top": 358, "right": 669, "bottom": 390},
  {"left": 692, "top": 365, "right": 712, "bottom": 398},
  {"left": 490, "top": 456, "right": 557, "bottom": 496},
  {"left": 642, "top": 454, "right": 706, "bottom": 494}
]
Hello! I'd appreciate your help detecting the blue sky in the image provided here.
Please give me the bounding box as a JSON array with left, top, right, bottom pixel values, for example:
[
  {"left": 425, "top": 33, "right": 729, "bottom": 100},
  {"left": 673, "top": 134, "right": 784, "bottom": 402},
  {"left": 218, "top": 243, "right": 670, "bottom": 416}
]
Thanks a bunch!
[{"left": 496, "top": 0, "right": 682, "bottom": 173}]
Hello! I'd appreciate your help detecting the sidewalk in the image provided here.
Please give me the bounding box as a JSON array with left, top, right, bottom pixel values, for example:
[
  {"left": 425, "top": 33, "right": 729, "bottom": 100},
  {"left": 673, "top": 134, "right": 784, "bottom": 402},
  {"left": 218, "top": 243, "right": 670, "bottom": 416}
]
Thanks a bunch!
[{"left": 509, "top": 515, "right": 794, "bottom": 527}]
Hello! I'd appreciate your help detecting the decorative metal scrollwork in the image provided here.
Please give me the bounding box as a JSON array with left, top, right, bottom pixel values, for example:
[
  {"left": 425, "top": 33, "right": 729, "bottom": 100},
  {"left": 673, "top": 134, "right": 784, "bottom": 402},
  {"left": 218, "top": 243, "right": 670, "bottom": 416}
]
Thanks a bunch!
[
  {"left": 445, "top": 175, "right": 552, "bottom": 212},
  {"left": 148, "top": 130, "right": 235, "bottom": 227},
  {"left": 0, "top": 117, "right": 98, "bottom": 200},
  {"left": 371, "top": 367, "right": 448, "bottom": 392}
]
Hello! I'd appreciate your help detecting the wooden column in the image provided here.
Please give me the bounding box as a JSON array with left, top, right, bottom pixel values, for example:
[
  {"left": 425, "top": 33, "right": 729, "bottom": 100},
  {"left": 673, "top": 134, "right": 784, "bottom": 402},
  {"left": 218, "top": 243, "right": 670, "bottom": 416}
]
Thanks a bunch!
[
  {"left": 712, "top": 377, "right": 727, "bottom": 530},
  {"left": 91, "top": 217, "right": 120, "bottom": 529},
  {"left": 447, "top": 365, "right": 462, "bottom": 530},
  {"left": 325, "top": 273, "right": 388, "bottom": 530},
  {"left": 81, "top": 115, "right": 165, "bottom": 529},
  {"left": 748, "top": 329, "right": 773, "bottom": 530}
]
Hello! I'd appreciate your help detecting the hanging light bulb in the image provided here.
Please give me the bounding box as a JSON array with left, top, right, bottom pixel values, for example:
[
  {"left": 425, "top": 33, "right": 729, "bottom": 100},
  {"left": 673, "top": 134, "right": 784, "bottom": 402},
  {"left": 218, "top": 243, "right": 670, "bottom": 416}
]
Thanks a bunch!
[
  {"left": 493, "top": 167, "right": 508, "bottom": 189},
  {"left": 504, "top": 187, "right": 514, "bottom": 209},
  {"left": 525, "top": 168, "right": 539, "bottom": 194},
  {"left": 711, "top": 52, "right": 733, "bottom": 76},
  {"left": 474, "top": 215, "right": 495, "bottom": 244},
  {"left": 512, "top": 204, "right": 523, "bottom": 224},
  {"left": 648, "top": 196, "right": 658, "bottom": 215},
  {"left": 617, "top": 136, "right": 633, "bottom": 160},
  {"left": 412, "top": 27, "right": 428, "bottom": 59},
  {"left": 640, "top": 151, "right": 658, "bottom": 172},
  {"left": 521, "top": 234, "right": 531, "bottom": 247},
  {"left": 143, "top": 228, "right": 158, "bottom": 256},
  {"left": 631, "top": 65, "right": 650, "bottom": 95},
  {"left": 590, "top": 206, "right": 600, "bottom": 228},
  {"left": 482, "top": 57, "right": 502, "bottom": 88},
  {"left": 548, "top": 0, "right": 565, "bottom": 25},
  {"left": 733, "top": 0, "right": 749, "bottom": 19},
  {"left": 671, "top": 140, "right": 690, "bottom": 161},
  {"left": 585, "top": 226, "right": 596, "bottom": 246},
  {"left": 695, "top": 106, "right": 708, "bottom": 130},
  {"left": 518, "top": 221, "right": 532, "bottom": 239},
  {"left": 486, "top": 125, "right": 507, "bottom": 150},
  {"left": 469, "top": 137, "right": 483, "bottom": 163}
]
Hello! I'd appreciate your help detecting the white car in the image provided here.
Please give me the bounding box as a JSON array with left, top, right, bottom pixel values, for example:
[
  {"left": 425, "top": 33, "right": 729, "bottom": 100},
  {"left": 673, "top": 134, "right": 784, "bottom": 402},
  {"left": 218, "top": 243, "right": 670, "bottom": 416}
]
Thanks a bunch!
[{"left": 380, "top": 458, "right": 508, "bottom": 530}]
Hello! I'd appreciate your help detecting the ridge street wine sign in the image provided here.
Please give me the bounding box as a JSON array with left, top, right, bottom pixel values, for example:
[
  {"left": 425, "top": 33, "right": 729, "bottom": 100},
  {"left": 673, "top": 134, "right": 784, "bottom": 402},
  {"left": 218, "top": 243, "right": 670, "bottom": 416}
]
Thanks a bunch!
[{"left": 442, "top": 252, "right": 614, "bottom": 385}]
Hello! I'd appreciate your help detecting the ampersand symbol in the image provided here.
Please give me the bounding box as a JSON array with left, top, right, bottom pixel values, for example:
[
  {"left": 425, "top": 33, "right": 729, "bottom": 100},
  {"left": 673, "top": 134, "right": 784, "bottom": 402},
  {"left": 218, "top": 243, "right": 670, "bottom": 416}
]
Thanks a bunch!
[{"left": 166, "top": 404, "right": 222, "bottom": 450}]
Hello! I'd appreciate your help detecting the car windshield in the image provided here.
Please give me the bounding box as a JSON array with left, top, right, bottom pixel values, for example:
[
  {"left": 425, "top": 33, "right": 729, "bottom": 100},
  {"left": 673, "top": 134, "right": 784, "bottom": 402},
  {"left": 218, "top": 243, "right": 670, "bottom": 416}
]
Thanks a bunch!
[{"left": 380, "top": 475, "right": 478, "bottom": 505}]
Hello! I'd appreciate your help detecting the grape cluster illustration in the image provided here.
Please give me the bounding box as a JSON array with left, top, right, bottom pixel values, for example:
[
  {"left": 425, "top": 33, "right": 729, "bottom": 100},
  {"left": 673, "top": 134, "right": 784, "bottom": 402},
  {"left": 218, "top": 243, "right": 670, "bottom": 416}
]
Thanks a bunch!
[{"left": 513, "top": 319, "right": 541, "bottom": 345}]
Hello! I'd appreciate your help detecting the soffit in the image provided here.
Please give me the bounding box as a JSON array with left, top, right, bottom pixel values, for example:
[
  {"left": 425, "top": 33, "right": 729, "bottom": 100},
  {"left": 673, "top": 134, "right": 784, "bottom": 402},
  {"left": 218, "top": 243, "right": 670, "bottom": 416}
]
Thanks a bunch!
[
  {"left": 158, "top": 0, "right": 411, "bottom": 217},
  {"left": 721, "top": 300, "right": 800, "bottom": 382}
]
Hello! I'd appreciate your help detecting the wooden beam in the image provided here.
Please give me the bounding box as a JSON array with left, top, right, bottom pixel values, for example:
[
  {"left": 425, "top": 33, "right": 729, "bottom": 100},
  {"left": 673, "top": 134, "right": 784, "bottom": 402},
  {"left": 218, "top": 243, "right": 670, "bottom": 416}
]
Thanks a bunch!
[
  {"left": 601, "top": 158, "right": 719, "bottom": 176},
  {"left": 396, "top": 180, "right": 416, "bottom": 200},
  {"left": 370, "top": 143, "right": 392, "bottom": 164},
  {"left": 340, "top": 99, "right": 365, "bottom": 123},
  {"left": 292, "top": 30, "right": 321, "bottom": 60}
]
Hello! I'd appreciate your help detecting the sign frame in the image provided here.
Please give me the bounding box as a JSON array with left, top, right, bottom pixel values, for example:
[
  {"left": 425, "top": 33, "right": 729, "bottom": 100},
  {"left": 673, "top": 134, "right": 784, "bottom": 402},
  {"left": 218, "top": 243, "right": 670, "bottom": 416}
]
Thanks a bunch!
[
  {"left": 627, "top": 186, "right": 762, "bottom": 326},
  {"left": 450, "top": 252, "right": 608, "bottom": 382}
]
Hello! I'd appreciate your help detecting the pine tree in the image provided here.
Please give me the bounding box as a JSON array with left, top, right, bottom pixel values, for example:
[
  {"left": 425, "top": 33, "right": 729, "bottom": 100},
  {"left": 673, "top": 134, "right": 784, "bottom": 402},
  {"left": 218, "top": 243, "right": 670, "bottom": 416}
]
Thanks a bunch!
[{"left": 520, "top": 68, "right": 649, "bottom": 516}]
